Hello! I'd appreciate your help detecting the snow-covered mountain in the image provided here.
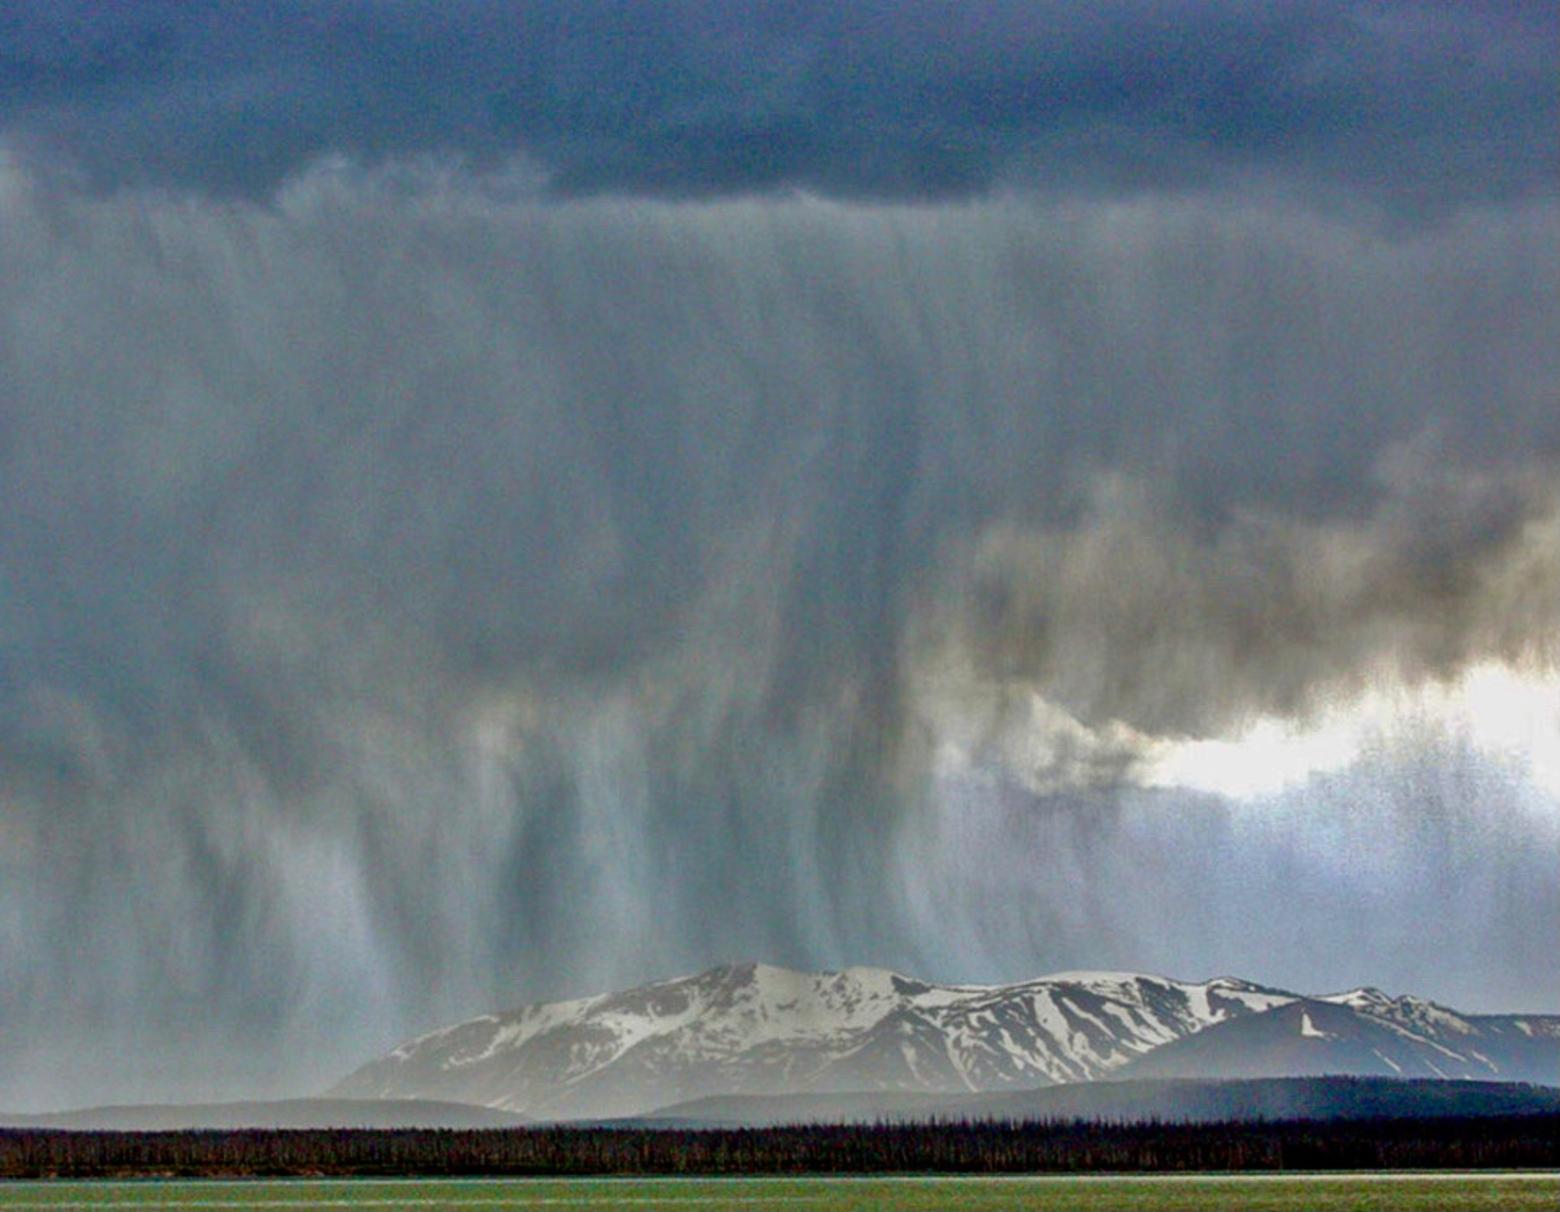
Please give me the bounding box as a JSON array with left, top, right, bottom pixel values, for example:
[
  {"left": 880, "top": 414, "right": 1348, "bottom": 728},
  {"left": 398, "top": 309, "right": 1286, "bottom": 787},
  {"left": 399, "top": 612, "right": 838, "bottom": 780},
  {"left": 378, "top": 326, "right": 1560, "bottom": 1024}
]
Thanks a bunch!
[
  {"left": 1119, "top": 997, "right": 1560, "bottom": 1084},
  {"left": 1319, "top": 986, "right": 1560, "bottom": 1069},
  {"left": 328, "top": 962, "right": 1292, "bottom": 1119},
  {"left": 328, "top": 964, "right": 1559, "bottom": 1122}
]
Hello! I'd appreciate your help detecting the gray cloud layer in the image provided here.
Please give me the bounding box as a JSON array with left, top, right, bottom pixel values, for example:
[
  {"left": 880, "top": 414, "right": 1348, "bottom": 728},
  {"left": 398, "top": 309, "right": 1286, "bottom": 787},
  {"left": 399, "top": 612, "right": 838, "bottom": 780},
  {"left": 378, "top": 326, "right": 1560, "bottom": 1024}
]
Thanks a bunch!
[
  {"left": 1, "top": 2, "right": 1554, "bottom": 206},
  {"left": 1, "top": 155, "right": 1556, "bottom": 1109},
  {"left": 4, "top": 0, "right": 1557, "bottom": 1120}
]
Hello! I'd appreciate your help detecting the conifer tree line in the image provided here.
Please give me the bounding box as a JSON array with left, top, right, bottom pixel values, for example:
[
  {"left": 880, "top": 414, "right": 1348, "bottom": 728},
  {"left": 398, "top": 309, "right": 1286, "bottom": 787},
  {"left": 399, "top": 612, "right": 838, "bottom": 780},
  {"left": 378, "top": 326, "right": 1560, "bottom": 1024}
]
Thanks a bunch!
[{"left": 3, "top": 1116, "right": 1558, "bottom": 1178}]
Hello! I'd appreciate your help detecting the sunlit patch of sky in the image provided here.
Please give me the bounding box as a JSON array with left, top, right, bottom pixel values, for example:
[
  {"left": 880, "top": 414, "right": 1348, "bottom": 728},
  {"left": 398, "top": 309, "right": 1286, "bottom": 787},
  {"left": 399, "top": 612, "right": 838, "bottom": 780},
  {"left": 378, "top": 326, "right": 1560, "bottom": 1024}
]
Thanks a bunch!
[{"left": 1145, "top": 662, "right": 1560, "bottom": 804}]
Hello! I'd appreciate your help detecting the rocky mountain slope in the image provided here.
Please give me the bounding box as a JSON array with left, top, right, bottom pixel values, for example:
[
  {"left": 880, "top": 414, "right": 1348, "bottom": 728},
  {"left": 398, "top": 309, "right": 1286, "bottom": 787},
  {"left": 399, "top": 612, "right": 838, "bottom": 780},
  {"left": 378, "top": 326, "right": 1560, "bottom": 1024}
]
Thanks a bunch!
[{"left": 1120, "top": 997, "right": 1560, "bottom": 1084}]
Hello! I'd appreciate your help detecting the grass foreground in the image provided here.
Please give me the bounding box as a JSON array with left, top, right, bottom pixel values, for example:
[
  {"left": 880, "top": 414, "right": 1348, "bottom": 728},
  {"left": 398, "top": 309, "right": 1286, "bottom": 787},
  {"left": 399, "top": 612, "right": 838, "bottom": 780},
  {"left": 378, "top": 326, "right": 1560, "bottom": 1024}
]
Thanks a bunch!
[{"left": 1, "top": 1174, "right": 1559, "bottom": 1211}]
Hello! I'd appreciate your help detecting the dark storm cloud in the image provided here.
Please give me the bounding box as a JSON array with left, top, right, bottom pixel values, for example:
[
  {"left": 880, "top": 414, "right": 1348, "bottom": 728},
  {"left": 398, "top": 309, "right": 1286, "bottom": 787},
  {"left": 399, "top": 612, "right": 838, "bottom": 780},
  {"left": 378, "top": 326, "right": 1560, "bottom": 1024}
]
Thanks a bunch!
[
  {"left": 1, "top": 161, "right": 1556, "bottom": 1110},
  {"left": 0, "top": 1, "right": 1553, "bottom": 204}
]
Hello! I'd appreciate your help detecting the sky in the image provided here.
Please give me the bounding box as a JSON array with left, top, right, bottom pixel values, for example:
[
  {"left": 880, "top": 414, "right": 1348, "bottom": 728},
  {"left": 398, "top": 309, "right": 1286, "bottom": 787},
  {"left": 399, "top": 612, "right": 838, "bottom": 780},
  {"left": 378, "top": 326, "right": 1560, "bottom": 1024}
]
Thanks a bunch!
[{"left": 1, "top": 1, "right": 1557, "bottom": 1112}]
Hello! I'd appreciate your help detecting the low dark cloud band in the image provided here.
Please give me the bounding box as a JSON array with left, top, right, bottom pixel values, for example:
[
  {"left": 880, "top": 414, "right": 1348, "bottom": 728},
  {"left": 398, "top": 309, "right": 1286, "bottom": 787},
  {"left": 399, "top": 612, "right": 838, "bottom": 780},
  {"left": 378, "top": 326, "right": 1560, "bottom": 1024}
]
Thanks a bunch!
[{"left": 1, "top": 1, "right": 1554, "bottom": 205}]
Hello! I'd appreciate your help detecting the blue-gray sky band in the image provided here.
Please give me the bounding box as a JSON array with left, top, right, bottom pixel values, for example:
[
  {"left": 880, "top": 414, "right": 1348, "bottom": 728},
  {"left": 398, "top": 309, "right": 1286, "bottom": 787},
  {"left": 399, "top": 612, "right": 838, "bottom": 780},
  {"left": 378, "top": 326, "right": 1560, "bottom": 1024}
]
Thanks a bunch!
[{"left": 0, "top": 2, "right": 1553, "bottom": 206}]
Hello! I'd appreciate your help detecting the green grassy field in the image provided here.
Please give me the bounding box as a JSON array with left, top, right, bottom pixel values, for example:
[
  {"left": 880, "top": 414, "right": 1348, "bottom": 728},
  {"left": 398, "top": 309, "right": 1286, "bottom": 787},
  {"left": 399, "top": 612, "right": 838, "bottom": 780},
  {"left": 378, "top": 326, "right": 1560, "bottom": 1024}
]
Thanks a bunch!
[{"left": 1, "top": 1175, "right": 1557, "bottom": 1211}]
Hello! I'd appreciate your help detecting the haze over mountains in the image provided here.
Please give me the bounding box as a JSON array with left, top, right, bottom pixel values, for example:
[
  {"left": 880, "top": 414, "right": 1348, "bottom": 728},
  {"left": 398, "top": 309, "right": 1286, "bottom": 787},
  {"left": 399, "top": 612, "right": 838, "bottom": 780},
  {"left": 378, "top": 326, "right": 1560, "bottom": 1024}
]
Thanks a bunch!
[
  {"left": 0, "top": 1100, "right": 528, "bottom": 1132},
  {"left": 330, "top": 963, "right": 1560, "bottom": 1122}
]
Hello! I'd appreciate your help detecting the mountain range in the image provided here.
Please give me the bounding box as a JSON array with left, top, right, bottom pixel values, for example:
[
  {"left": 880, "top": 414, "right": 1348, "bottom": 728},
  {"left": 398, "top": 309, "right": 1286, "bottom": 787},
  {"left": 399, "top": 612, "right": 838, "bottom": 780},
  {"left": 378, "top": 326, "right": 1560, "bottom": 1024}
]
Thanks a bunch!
[{"left": 329, "top": 962, "right": 1560, "bottom": 1121}]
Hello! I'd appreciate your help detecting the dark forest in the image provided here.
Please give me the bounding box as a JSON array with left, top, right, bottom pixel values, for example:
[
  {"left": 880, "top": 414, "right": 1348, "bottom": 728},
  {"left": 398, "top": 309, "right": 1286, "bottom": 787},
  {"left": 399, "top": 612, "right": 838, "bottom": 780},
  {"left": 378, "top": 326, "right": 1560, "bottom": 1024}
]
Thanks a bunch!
[{"left": 5, "top": 1116, "right": 1558, "bottom": 1179}]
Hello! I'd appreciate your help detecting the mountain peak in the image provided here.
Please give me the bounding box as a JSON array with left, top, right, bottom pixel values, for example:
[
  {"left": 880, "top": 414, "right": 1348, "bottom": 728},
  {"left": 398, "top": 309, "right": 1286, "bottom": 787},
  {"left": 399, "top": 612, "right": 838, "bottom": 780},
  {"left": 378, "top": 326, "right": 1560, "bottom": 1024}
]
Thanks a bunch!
[{"left": 1322, "top": 986, "right": 1393, "bottom": 1009}]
